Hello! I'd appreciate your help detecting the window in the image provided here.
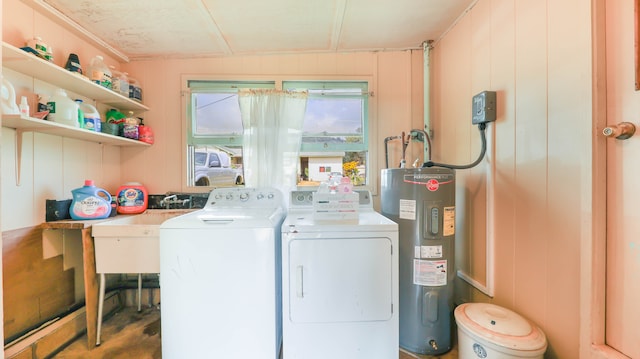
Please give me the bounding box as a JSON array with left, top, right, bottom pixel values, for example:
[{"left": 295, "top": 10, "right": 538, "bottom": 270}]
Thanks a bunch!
[
  {"left": 283, "top": 81, "right": 369, "bottom": 186},
  {"left": 186, "top": 81, "right": 275, "bottom": 187},
  {"left": 186, "top": 79, "right": 370, "bottom": 188}
]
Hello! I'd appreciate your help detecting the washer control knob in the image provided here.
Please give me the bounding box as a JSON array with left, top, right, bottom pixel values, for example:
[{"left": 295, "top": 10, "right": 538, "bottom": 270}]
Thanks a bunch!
[
  {"left": 240, "top": 192, "right": 250, "bottom": 201},
  {"left": 268, "top": 193, "right": 274, "bottom": 199},
  {"left": 257, "top": 193, "right": 265, "bottom": 200},
  {"left": 226, "top": 193, "right": 234, "bottom": 200}
]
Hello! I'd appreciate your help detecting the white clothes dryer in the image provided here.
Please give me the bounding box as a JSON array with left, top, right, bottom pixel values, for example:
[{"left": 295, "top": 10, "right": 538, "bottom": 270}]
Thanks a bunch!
[
  {"left": 159, "top": 187, "right": 285, "bottom": 359},
  {"left": 281, "top": 190, "right": 399, "bottom": 359}
]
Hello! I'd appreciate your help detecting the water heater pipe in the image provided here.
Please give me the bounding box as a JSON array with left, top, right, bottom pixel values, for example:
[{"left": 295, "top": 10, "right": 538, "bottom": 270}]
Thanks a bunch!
[
  {"left": 384, "top": 135, "right": 401, "bottom": 169},
  {"left": 423, "top": 41, "right": 434, "bottom": 150}
]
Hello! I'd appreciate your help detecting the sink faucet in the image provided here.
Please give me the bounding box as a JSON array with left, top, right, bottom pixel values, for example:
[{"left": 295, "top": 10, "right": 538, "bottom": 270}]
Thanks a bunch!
[{"left": 160, "top": 195, "right": 190, "bottom": 209}]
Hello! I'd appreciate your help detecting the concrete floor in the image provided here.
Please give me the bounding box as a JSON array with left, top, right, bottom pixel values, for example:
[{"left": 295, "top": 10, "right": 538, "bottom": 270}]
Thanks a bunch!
[{"left": 53, "top": 306, "right": 458, "bottom": 358}]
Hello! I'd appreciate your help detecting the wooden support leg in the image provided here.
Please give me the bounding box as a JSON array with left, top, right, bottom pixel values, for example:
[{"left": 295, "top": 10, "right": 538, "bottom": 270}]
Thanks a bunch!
[{"left": 81, "top": 227, "right": 98, "bottom": 349}]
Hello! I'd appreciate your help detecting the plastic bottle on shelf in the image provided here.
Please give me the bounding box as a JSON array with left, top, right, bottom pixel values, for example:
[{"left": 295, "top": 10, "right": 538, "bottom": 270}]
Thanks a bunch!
[
  {"left": 19, "top": 96, "right": 29, "bottom": 119},
  {"left": 77, "top": 100, "right": 102, "bottom": 132},
  {"left": 128, "top": 76, "right": 143, "bottom": 102},
  {"left": 65, "top": 53, "right": 82, "bottom": 74},
  {"left": 110, "top": 66, "right": 130, "bottom": 97},
  {"left": 88, "top": 55, "right": 112, "bottom": 89},
  {"left": 26, "top": 36, "right": 47, "bottom": 58},
  {"left": 1, "top": 77, "right": 19, "bottom": 115},
  {"left": 106, "top": 108, "right": 126, "bottom": 136},
  {"left": 138, "top": 118, "right": 154, "bottom": 144},
  {"left": 74, "top": 99, "right": 85, "bottom": 128},
  {"left": 45, "top": 45, "right": 53, "bottom": 62},
  {"left": 47, "top": 89, "right": 79, "bottom": 127},
  {"left": 120, "top": 72, "right": 131, "bottom": 97},
  {"left": 123, "top": 111, "right": 139, "bottom": 139}
]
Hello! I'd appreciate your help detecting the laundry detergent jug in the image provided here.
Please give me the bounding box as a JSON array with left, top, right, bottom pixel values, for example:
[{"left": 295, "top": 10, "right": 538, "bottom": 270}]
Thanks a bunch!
[
  {"left": 116, "top": 182, "right": 148, "bottom": 214},
  {"left": 70, "top": 180, "right": 112, "bottom": 220}
]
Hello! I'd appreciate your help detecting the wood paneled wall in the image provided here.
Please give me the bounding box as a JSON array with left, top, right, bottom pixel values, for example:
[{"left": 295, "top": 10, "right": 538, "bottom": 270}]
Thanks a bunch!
[
  {"left": 2, "top": 227, "right": 75, "bottom": 341},
  {"left": 432, "top": 0, "right": 593, "bottom": 358}
]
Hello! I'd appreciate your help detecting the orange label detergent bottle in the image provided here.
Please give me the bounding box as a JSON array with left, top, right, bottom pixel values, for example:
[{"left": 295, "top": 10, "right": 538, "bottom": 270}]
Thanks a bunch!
[
  {"left": 70, "top": 180, "right": 112, "bottom": 220},
  {"left": 116, "top": 182, "right": 148, "bottom": 214}
]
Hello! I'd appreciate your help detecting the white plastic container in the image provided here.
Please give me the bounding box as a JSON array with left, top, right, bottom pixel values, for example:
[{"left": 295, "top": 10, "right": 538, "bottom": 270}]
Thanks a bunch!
[
  {"left": 88, "top": 55, "right": 112, "bottom": 90},
  {"left": 1, "top": 77, "right": 19, "bottom": 115},
  {"left": 26, "top": 36, "right": 47, "bottom": 57},
  {"left": 19, "top": 96, "right": 29, "bottom": 119},
  {"left": 76, "top": 101, "right": 100, "bottom": 132},
  {"left": 110, "top": 67, "right": 130, "bottom": 97},
  {"left": 47, "top": 89, "right": 79, "bottom": 127},
  {"left": 74, "top": 99, "right": 85, "bottom": 128},
  {"left": 454, "top": 303, "right": 547, "bottom": 358}
]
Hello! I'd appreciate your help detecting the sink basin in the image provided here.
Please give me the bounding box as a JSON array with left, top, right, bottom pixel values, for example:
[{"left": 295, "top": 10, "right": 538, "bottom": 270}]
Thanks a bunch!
[
  {"left": 92, "top": 209, "right": 194, "bottom": 274},
  {"left": 92, "top": 210, "right": 193, "bottom": 237}
]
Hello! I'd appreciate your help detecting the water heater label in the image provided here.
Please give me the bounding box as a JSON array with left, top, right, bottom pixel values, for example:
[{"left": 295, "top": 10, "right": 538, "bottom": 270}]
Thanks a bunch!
[
  {"left": 399, "top": 199, "right": 416, "bottom": 220},
  {"left": 420, "top": 245, "right": 443, "bottom": 258},
  {"left": 413, "top": 259, "right": 447, "bottom": 286},
  {"left": 443, "top": 206, "right": 455, "bottom": 236}
]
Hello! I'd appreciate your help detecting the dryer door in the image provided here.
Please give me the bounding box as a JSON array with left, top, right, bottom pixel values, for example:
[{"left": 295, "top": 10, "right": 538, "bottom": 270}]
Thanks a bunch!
[{"left": 288, "top": 237, "right": 393, "bottom": 323}]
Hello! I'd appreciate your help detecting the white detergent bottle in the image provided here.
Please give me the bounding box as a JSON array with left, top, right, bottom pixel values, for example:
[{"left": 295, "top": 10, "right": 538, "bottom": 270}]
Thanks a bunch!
[
  {"left": 79, "top": 100, "right": 102, "bottom": 132},
  {"left": 47, "top": 89, "right": 79, "bottom": 127},
  {"left": 1, "top": 76, "right": 19, "bottom": 115}
]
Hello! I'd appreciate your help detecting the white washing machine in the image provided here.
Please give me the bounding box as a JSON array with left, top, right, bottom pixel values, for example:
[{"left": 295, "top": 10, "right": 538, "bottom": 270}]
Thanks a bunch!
[
  {"left": 159, "top": 187, "right": 285, "bottom": 359},
  {"left": 281, "top": 190, "right": 399, "bottom": 359}
]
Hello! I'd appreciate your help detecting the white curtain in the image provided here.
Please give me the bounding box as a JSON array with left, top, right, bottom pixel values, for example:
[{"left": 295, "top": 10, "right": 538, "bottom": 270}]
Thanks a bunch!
[{"left": 239, "top": 89, "right": 308, "bottom": 197}]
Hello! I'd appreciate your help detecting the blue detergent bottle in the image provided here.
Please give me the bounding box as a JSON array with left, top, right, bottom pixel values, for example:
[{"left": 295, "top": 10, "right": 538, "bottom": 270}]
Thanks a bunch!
[{"left": 70, "top": 180, "right": 112, "bottom": 220}]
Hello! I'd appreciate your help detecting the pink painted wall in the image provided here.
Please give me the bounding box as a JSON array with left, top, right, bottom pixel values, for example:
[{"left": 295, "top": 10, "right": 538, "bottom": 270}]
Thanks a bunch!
[
  {"left": 118, "top": 51, "right": 424, "bottom": 196},
  {"left": 431, "top": 0, "right": 595, "bottom": 358}
]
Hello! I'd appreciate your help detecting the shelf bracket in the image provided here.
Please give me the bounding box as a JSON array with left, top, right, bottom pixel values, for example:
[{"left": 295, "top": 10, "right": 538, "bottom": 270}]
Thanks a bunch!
[{"left": 15, "top": 128, "right": 24, "bottom": 186}]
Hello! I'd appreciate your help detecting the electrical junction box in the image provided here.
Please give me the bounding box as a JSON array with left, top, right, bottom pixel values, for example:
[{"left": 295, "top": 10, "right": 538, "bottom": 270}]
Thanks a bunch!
[{"left": 472, "top": 91, "right": 496, "bottom": 124}]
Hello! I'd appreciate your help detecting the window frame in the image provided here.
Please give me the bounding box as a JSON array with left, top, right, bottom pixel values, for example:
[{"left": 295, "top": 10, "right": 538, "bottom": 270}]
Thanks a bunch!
[
  {"left": 282, "top": 80, "right": 370, "bottom": 153},
  {"left": 181, "top": 76, "right": 377, "bottom": 194}
]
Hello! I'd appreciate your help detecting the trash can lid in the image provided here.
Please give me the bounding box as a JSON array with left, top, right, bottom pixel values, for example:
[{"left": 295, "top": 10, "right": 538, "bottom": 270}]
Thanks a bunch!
[{"left": 454, "top": 303, "right": 547, "bottom": 351}]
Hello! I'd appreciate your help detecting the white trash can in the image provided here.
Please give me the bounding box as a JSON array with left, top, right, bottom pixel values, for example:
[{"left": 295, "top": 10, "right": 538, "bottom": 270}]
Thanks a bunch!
[{"left": 454, "top": 303, "right": 547, "bottom": 358}]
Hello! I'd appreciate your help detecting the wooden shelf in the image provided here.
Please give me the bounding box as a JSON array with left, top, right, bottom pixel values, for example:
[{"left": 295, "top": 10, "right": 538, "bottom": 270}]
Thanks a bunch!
[
  {"left": 2, "top": 41, "right": 148, "bottom": 112},
  {"left": 2, "top": 115, "right": 150, "bottom": 147}
]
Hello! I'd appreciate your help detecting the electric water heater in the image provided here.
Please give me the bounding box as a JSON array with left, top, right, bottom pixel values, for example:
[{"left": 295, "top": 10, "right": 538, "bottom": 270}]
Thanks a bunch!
[{"left": 380, "top": 167, "right": 455, "bottom": 355}]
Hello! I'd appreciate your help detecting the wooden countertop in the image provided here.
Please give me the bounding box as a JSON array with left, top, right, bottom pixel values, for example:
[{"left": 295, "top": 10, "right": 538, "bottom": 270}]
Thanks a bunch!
[
  {"left": 40, "top": 209, "right": 198, "bottom": 230},
  {"left": 40, "top": 218, "right": 114, "bottom": 230}
]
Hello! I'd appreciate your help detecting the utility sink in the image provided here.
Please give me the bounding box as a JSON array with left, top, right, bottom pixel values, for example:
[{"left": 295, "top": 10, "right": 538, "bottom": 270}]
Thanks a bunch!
[
  {"left": 92, "top": 210, "right": 192, "bottom": 238},
  {"left": 92, "top": 209, "right": 194, "bottom": 274}
]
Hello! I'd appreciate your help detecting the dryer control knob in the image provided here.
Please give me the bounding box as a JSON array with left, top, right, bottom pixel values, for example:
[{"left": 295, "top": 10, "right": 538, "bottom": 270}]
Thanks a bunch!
[{"left": 240, "top": 193, "right": 250, "bottom": 201}]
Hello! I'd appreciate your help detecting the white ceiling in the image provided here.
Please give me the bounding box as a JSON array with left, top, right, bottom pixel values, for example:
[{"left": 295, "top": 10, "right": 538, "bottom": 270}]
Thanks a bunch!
[{"left": 41, "top": 0, "right": 476, "bottom": 61}]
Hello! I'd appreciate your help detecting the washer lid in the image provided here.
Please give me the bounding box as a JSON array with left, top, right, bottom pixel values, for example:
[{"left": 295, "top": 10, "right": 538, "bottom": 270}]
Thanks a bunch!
[{"left": 455, "top": 303, "right": 547, "bottom": 351}]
